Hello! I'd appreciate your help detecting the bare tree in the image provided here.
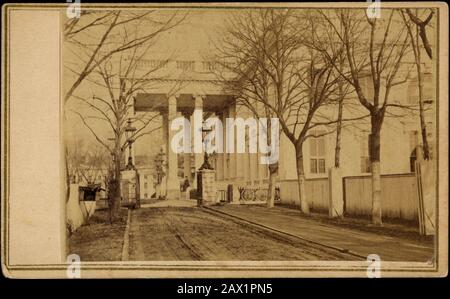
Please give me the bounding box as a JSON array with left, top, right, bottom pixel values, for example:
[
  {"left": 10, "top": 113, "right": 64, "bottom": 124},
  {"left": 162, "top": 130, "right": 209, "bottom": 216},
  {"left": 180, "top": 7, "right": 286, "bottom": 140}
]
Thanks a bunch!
[
  {"left": 66, "top": 136, "right": 87, "bottom": 184},
  {"left": 215, "top": 9, "right": 364, "bottom": 213},
  {"left": 209, "top": 21, "right": 278, "bottom": 207},
  {"left": 405, "top": 9, "right": 434, "bottom": 59},
  {"left": 319, "top": 9, "right": 411, "bottom": 225},
  {"left": 83, "top": 145, "right": 110, "bottom": 184},
  {"left": 66, "top": 139, "right": 109, "bottom": 185},
  {"left": 68, "top": 29, "right": 183, "bottom": 221},
  {"left": 401, "top": 9, "right": 434, "bottom": 160},
  {"left": 64, "top": 10, "right": 187, "bottom": 223},
  {"left": 305, "top": 16, "right": 355, "bottom": 168},
  {"left": 333, "top": 54, "right": 350, "bottom": 168},
  {"left": 63, "top": 10, "right": 187, "bottom": 103}
]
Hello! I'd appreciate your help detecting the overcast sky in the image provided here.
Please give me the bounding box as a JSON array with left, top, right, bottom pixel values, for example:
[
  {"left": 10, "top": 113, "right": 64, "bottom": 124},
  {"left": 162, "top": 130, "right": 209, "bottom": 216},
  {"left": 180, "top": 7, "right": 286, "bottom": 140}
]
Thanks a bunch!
[{"left": 64, "top": 9, "right": 234, "bottom": 157}]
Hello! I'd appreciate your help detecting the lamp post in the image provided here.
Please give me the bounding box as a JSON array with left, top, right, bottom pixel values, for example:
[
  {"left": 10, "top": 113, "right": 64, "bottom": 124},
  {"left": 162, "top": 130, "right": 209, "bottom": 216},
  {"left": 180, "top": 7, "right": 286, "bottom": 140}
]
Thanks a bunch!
[
  {"left": 154, "top": 148, "right": 166, "bottom": 184},
  {"left": 124, "top": 118, "right": 140, "bottom": 208},
  {"left": 154, "top": 148, "right": 166, "bottom": 199},
  {"left": 196, "top": 121, "right": 216, "bottom": 207},
  {"left": 200, "top": 122, "right": 214, "bottom": 170},
  {"left": 124, "top": 118, "right": 137, "bottom": 170}
]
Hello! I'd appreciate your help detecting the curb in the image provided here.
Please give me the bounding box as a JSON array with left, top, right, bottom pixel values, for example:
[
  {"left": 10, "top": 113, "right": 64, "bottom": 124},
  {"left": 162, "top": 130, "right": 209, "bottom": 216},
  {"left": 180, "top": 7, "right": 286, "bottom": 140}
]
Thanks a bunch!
[{"left": 121, "top": 209, "right": 131, "bottom": 261}]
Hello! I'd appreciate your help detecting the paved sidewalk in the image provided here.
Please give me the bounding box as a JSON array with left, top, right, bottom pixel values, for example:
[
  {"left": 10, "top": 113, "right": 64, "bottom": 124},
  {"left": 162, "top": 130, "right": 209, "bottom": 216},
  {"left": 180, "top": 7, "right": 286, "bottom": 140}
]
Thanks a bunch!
[{"left": 208, "top": 204, "right": 434, "bottom": 262}]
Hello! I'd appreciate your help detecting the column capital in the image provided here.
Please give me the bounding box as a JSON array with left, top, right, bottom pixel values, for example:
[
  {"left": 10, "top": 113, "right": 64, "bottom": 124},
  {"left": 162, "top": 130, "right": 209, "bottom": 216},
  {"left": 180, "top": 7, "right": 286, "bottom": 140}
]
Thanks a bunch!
[
  {"left": 168, "top": 93, "right": 181, "bottom": 100},
  {"left": 193, "top": 94, "right": 206, "bottom": 100},
  {"left": 193, "top": 94, "right": 204, "bottom": 110}
]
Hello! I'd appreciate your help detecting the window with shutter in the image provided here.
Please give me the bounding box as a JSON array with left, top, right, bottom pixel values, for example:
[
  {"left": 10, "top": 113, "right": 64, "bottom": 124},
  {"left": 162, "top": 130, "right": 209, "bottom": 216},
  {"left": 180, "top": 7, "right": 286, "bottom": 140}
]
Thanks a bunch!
[
  {"left": 310, "top": 159, "right": 318, "bottom": 174},
  {"left": 309, "top": 130, "right": 326, "bottom": 174},
  {"left": 360, "top": 133, "right": 371, "bottom": 173},
  {"left": 407, "top": 80, "right": 418, "bottom": 104}
]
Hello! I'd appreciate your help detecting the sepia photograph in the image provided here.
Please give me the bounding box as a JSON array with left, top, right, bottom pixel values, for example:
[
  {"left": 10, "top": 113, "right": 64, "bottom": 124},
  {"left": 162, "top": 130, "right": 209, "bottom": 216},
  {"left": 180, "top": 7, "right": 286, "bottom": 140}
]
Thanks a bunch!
[{"left": 1, "top": 2, "right": 448, "bottom": 279}]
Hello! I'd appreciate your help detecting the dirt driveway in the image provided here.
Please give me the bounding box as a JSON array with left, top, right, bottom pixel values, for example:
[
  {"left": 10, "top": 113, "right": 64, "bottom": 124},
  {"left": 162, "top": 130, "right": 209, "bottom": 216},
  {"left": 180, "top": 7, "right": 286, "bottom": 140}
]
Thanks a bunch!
[{"left": 128, "top": 207, "right": 360, "bottom": 261}]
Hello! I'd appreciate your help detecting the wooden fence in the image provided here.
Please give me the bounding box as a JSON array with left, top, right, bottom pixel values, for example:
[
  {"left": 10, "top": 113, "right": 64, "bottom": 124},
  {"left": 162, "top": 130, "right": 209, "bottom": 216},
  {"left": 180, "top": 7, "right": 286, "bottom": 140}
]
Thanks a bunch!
[
  {"left": 279, "top": 173, "right": 419, "bottom": 221},
  {"left": 343, "top": 173, "right": 418, "bottom": 221},
  {"left": 279, "top": 178, "right": 329, "bottom": 212}
]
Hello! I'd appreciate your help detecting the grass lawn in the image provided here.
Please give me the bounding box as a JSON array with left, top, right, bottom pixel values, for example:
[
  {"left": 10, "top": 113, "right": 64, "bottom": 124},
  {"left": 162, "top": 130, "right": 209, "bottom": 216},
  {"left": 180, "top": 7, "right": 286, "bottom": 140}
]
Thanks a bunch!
[{"left": 68, "top": 207, "right": 128, "bottom": 261}]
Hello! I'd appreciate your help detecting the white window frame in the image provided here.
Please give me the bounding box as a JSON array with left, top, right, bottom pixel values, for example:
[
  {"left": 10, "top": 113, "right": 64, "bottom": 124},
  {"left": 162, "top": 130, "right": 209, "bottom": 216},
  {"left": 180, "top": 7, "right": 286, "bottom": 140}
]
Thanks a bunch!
[
  {"left": 360, "top": 133, "right": 371, "bottom": 174},
  {"left": 309, "top": 130, "right": 326, "bottom": 174}
]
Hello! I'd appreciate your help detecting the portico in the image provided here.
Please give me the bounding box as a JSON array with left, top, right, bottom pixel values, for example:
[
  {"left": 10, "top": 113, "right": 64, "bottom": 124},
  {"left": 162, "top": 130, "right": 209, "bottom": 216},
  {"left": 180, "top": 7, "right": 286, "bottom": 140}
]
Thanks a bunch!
[{"left": 134, "top": 88, "right": 235, "bottom": 199}]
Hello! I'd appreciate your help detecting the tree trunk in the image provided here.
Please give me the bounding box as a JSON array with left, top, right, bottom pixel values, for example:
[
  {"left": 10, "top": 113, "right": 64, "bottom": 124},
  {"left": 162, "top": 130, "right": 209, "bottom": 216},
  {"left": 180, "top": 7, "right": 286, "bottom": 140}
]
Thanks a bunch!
[
  {"left": 405, "top": 9, "right": 431, "bottom": 160},
  {"left": 370, "top": 159, "right": 382, "bottom": 225},
  {"left": 334, "top": 93, "right": 344, "bottom": 168},
  {"left": 265, "top": 116, "right": 277, "bottom": 208},
  {"left": 335, "top": 53, "right": 345, "bottom": 168},
  {"left": 295, "top": 143, "right": 310, "bottom": 214},
  {"left": 65, "top": 146, "right": 70, "bottom": 200},
  {"left": 415, "top": 35, "right": 431, "bottom": 160},
  {"left": 266, "top": 166, "right": 277, "bottom": 208},
  {"left": 109, "top": 150, "right": 122, "bottom": 223},
  {"left": 369, "top": 118, "right": 382, "bottom": 225}
]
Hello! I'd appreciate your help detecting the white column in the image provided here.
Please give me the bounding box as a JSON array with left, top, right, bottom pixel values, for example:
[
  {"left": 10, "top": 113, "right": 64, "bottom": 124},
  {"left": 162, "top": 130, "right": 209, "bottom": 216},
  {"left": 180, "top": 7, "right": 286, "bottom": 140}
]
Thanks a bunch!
[
  {"left": 182, "top": 111, "right": 192, "bottom": 183},
  {"left": 234, "top": 102, "right": 244, "bottom": 180},
  {"left": 217, "top": 111, "right": 224, "bottom": 181},
  {"left": 255, "top": 101, "right": 262, "bottom": 186},
  {"left": 228, "top": 102, "right": 236, "bottom": 181},
  {"left": 222, "top": 108, "right": 229, "bottom": 180},
  {"left": 192, "top": 95, "right": 204, "bottom": 189},
  {"left": 166, "top": 94, "right": 180, "bottom": 199},
  {"left": 162, "top": 112, "right": 169, "bottom": 154}
]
